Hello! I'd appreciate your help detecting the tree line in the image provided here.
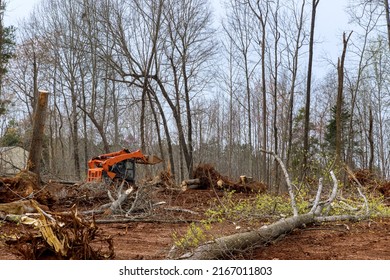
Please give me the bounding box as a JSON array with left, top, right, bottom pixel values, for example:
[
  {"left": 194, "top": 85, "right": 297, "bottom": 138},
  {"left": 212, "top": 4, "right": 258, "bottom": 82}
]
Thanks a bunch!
[{"left": 0, "top": 0, "right": 390, "bottom": 191}]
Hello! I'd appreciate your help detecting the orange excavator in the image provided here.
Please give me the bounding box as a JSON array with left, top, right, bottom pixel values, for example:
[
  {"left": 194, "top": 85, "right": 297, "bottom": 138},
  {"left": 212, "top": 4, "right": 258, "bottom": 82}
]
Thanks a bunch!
[{"left": 87, "top": 149, "right": 162, "bottom": 183}]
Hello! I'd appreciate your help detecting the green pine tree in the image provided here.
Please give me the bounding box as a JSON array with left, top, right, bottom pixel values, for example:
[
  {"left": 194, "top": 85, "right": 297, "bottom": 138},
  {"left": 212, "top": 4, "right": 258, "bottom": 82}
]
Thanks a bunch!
[
  {"left": 325, "top": 104, "right": 351, "bottom": 154},
  {"left": 0, "top": 0, "right": 16, "bottom": 115}
]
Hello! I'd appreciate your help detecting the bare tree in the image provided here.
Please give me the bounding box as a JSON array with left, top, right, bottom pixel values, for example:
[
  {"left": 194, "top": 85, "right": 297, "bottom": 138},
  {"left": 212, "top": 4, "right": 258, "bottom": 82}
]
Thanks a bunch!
[
  {"left": 162, "top": 0, "right": 216, "bottom": 178},
  {"left": 285, "top": 0, "right": 307, "bottom": 171},
  {"left": 246, "top": 0, "right": 270, "bottom": 183},
  {"left": 367, "top": 38, "right": 390, "bottom": 176},
  {"left": 303, "top": 0, "right": 319, "bottom": 175},
  {"left": 384, "top": 0, "right": 390, "bottom": 49},
  {"left": 269, "top": 0, "right": 282, "bottom": 189},
  {"left": 345, "top": 1, "right": 381, "bottom": 169},
  {"left": 223, "top": 0, "right": 256, "bottom": 176},
  {"left": 335, "top": 32, "right": 352, "bottom": 164}
]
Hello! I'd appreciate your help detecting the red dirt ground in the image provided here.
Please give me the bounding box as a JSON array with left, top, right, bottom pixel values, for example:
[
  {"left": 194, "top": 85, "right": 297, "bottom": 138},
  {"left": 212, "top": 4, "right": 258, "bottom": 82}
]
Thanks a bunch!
[{"left": 1, "top": 184, "right": 390, "bottom": 260}]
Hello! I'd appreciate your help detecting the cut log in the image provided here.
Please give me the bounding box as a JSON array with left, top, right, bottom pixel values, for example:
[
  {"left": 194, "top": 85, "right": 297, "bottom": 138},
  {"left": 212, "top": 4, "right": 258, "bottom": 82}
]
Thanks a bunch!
[
  {"left": 1, "top": 214, "right": 39, "bottom": 225},
  {"left": 100, "top": 187, "right": 134, "bottom": 214},
  {"left": 0, "top": 199, "right": 48, "bottom": 215},
  {"left": 239, "top": 176, "right": 253, "bottom": 184},
  {"left": 109, "top": 187, "right": 134, "bottom": 212},
  {"left": 187, "top": 185, "right": 202, "bottom": 189},
  {"left": 181, "top": 178, "right": 201, "bottom": 190},
  {"left": 182, "top": 179, "right": 200, "bottom": 186}
]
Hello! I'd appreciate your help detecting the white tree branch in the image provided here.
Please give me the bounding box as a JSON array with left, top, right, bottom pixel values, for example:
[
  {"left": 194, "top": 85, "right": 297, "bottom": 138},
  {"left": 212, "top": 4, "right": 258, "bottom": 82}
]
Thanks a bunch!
[
  {"left": 310, "top": 177, "right": 323, "bottom": 214},
  {"left": 260, "top": 149, "right": 298, "bottom": 216},
  {"left": 324, "top": 170, "right": 339, "bottom": 215},
  {"left": 344, "top": 165, "right": 369, "bottom": 215}
]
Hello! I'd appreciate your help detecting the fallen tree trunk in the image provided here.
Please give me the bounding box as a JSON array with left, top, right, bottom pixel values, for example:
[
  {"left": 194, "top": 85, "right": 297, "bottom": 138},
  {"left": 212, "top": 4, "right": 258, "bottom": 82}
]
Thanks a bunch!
[
  {"left": 181, "top": 179, "right": 201, "bottom": 190},
  {"left": 99, "top": 186, "right": 134, "bottom": 214},
  {"left": 94, "top": 217, "right": 200, "bottom": 224},
  {"left": 0, "top": 199, "right": 49, "bottom": 215},
  {"left": 173, "top": 213, "right": 315, "bottom": 260},
  {"left": 182, "top": 179, "right": 200, "bottom": 186},
  {"left": 172, "top": 212, "right": 368, "bottom": 260}
]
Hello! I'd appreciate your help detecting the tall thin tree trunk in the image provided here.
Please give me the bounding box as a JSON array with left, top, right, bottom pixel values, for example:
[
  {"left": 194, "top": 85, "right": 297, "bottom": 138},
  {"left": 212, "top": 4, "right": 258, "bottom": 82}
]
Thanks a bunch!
[
  {"left": 71, "top": 83, "right": 81, "bottom": 180},
  {"left": 261, "top": 26, "right": 268, "bottom": 184},
  {"left": 247, "top": 0, "right": 269, "bottom": 183},
  {"left": 273, "top": 52, "right": 279, "bottom": 191},
  {"left": 384, "top": 0, "right": 390, "bottom": 50},
  {"left": 80, "top": 70, "right": 88, "bottom": 176},
  {"left": 32, "top": 53, "right": 39, "bottom": 118},
  {"left": 152, "top": 90, "right": 176, "bottom": 178},
  {"left": 335, "top": 32, "right": 352, "bottom": 164},
  {"left": 368, "top": 106, "right": 374, "bottom": 171},
  {"left": 147, "top": 90, "right": 166, "bottom": 171},
  {"left": 244, "top": 55, "right": 252, "bottom": 176},
  {"left": 0, "top": 0, "right": 3, "bottom": 100},
  {"left": 272, "top": 2, "right": 281, "bottom": 191},
  {"left": 287, "top": 0, "right": 305, "bottom": 173},
  {"left": 140, "top": 88, "right": 147, "bottom": 152},
  {"left": 228, "top": 49, "right": 234, "bottom": 178},
  {"left": 335, "top": 68, "right": 342, "bottom": 162},
  {"left": 303, "top": 0, "right": 319, "bottom": 174},
  {"left": 112, "top": 83, "right": 120, "bottom": 148},
  {"left": 183, "top": 60, "right": 194, "bottom": 179}
]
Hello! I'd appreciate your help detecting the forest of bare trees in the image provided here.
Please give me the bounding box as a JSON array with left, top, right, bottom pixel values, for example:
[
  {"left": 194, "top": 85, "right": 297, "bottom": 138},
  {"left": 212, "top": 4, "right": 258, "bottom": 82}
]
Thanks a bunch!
[{"left": 1, "top": 0, "right": 390, "bottom": 191}]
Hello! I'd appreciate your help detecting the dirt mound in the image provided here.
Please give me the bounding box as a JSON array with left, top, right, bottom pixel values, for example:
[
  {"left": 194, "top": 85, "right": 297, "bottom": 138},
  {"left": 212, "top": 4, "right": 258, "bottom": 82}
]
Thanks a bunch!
[
  {"left": 0, "top": 171, "right": 55, "bottom": 206},
  {"left": 251, "top": 219, "right": 390, "bottom": 260}
]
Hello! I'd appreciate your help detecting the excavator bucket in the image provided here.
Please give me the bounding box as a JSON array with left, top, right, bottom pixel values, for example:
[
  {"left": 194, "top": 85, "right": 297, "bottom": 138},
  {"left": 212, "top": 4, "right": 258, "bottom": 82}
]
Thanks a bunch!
[{"left": 143, "top": 155, "right": 163, "bottom": 165}]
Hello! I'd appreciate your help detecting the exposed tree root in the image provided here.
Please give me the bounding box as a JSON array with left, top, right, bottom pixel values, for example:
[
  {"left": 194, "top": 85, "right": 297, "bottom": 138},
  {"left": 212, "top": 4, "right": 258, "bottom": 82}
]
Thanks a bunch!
[{"left": 5, "top": 203, "right": 115, "bottom": 260}]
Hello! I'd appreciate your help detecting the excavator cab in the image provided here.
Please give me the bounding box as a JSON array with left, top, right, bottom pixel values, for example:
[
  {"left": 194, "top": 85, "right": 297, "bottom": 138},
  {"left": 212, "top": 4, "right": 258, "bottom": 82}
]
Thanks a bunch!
[{"left": 109, "top": 159, "right": 135, "bottom": 183}]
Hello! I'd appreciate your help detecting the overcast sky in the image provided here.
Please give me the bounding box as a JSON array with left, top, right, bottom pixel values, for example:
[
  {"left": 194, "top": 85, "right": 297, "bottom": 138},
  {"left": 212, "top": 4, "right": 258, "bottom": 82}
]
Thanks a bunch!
[
  {"left": 5, "top": 0, "right": 351, "bottom": 76},
  {"left": 4, "top": 0, "right": 38, "bottom": 26}
]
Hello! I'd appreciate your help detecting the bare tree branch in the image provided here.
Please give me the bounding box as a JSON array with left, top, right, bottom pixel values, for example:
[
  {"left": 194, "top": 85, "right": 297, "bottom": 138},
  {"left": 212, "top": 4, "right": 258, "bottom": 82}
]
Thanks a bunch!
[{"left": 260, "top": 149, "right": 298, "bottom": 216}]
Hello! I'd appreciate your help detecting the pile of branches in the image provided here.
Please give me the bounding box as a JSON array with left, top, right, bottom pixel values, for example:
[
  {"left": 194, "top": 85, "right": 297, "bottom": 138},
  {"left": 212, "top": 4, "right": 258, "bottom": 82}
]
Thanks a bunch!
[
  {"left": 56, "top": 181, "right": 112, "bottom": 208},
  {"left": 6, "top": 203, "right": 114, "bottom": 260},
  {"left": 348, "top": 169, "right": 390, "bottom": 201},
  {"left": 352, "top": 169, "right": 376, "bottom": 185}
]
